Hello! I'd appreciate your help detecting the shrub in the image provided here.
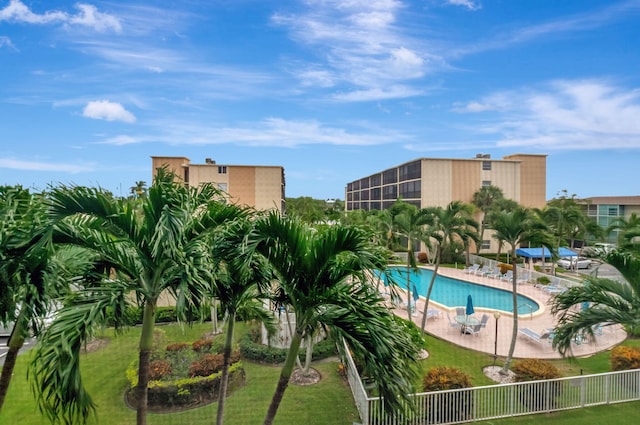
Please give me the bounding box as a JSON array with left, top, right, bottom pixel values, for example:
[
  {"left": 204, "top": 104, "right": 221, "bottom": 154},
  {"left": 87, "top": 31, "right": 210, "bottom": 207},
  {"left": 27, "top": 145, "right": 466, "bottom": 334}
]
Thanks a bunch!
[
  {"left": 536, "top": 276, "right": 551, "bottom": 285},
  {"left": 189, "top": 354, "right": 225, "bottom": 377},
  {"left": 512, "top": 359, "right": 562, "bottom": 411},
  {"left": 192, "top": 338, "right": 213, "bottom": 353},
  {"left": 149, "top": 359, "right": 172, "bottom": 381},
  {"left": 239, "top": 331, "right": 338, "bottom": 364},
  {"left": 422, "top": 366, "right": 472, "bottom": 391},
  {"left": 512, "top": 358, "right": 561, "bottom": 381},
  {"left": 611, "top": 345, "right": 640, "bottom": 371},
  {"left": 166, "top": 342, "right": 190, "bottom": 352},
  {"left": 422, "top": 367, "right": 473, "bottom": 423},
  {"left": 417, "top": 252, "right": 429, "bottom": 263}
]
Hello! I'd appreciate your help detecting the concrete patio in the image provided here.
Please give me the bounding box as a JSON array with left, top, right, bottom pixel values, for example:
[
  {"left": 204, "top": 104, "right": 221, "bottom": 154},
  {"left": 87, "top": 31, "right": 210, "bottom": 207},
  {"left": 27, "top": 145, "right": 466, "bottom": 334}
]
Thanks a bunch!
[{"left": 390, "top": 266, "right": 627, "bottom": 360}]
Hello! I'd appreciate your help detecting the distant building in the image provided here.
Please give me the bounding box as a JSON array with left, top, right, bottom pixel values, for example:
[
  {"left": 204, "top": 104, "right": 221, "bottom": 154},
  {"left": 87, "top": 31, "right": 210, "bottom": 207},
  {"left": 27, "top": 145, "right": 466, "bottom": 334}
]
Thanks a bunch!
[
  {"left": 151, "top": 156, "right": 285, "bottom": 212},
  {"left": 344, "top": 153, "right": 547, "bottom": 252},
  {"left": 582, "top": 196, "right": 640, "bottom": 243}
]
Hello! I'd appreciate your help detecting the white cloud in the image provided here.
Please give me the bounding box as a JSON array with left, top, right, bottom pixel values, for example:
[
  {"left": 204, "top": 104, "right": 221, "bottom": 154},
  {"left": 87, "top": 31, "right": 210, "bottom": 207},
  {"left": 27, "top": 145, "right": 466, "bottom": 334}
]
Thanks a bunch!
[
  {"left": 83, "top": 100, "right": 136, "bottom": 123},
  {"left": 459, "top": 80, "right": 640, "bottom": 150},
  {"left": 0, "top": 158, "right": 93, "bottom": 173},
  {"left": 0, "top": 36, "right": 16, "bottom": 50},
  {"left": 272, "top": 0, "right": 441, "bottom": 101},
  {"left": 0, "top": 0, "right": 121, "bottom": 33},
  {"left": 446, "top": 0, "right": 482, "bottom": 11}
]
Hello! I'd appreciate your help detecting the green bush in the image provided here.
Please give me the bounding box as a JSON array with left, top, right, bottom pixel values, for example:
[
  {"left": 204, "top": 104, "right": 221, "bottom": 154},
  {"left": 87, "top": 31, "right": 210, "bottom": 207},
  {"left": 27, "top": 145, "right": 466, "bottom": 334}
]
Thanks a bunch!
[{"left": 238, "top": 331, "right": 338, "bottom": 364}]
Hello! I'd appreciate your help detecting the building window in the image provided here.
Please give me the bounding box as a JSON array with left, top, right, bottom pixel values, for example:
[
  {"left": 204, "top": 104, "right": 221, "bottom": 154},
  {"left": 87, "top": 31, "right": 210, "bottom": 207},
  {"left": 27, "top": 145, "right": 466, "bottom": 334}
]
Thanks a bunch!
[
  {"left": 370, "top": 187, "right": 381, "bottom": 201},
  {"left": 399, "top": 181, "right": 421, "bottom": 199},
  {"left": 383, "top": 168, "right": 397, "bottom": 184},
  {"left": 360, "top": 177, "right": 370, "bottom": 189},
  {"left": 370, "top": 173, "right": 381, "bottom": 187},
  {"left": 382, "top": 185, "right": 397, "bottom": 200},
  {"left": 399, "top": 160, "right": 421, "bottom": 181},
  {"left": 481, "top": 240, "right": 491, "bottom": 250},
  {"left": 482, "top": 161, "right": 491, "bottom": 171},
  {"left": 218, "top": 166, "right": 227, "bottom": 174},
  {"left": 482, "top": 180, "right": 491, "bottom": 187}
]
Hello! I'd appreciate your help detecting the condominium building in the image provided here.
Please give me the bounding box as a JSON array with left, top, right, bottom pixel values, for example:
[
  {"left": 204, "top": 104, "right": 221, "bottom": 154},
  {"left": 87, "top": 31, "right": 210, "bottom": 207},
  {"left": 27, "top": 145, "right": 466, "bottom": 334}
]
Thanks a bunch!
[
  {"left": 344, "top": 153, "right": 547, "bottom": 252},
  {"left": 582, "top": 196, "right": 640, "bottom": 243},
  {"left": 151, "top": 156, "right": 285, "bottom": 212}
]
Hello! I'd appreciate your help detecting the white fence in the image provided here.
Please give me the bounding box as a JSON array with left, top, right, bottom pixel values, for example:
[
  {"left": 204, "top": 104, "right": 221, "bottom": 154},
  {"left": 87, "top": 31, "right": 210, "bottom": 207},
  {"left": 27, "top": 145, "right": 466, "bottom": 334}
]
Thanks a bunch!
[{"left": 341, "top": 340, "right": 640, "bottom": 425}]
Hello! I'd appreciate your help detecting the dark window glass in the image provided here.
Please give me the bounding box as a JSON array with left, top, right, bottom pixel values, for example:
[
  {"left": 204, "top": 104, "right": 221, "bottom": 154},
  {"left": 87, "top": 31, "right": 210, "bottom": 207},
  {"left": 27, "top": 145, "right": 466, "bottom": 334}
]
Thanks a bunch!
[
  {"left": 370, "top": 187, "right": 381, "bottom": 200},
  {"left": 360, "top": 177, "right": 369, "bottom": 189},
  {"left": 383, "top": 168, "right": 397, "bottom": 184},
  {"left": 382, "top": 185, "right": 397, "bottom": 200},
  {"left": 482, "top": 161, "right": 491, "bottom": 171},
  {"left": 399, "top": 160, "right": 421, "bottom": 181},
  {"left": 371, "top": 173, "right": 381, "bottom": 186},
  {"left": 399, "top": 181, "right": 421, "bottom": 199}
]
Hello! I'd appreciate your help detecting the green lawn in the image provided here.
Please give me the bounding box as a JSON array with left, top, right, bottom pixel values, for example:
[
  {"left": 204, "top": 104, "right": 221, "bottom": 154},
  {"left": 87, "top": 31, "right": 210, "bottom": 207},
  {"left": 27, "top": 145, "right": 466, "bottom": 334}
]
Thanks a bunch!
[{"left": 1, "top": 322, "right": 638, "bottom": 425}]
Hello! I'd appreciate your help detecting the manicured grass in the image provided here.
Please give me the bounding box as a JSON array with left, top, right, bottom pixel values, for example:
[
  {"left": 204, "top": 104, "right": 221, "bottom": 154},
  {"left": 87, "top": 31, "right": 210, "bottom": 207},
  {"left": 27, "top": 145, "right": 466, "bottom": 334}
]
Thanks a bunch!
[{"left": 1, "top": 321, "right": 638, "bottom": 424}]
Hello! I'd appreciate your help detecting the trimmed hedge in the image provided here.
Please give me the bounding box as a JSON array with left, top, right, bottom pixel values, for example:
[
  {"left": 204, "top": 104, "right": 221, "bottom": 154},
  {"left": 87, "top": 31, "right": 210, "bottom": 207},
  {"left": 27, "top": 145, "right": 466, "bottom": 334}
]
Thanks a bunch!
[
  {"left": 238, "top": 332, "right": 338, "bottom": 364},
  {"left": 106, "top": 305, "right": 210, "bottom": 327}
]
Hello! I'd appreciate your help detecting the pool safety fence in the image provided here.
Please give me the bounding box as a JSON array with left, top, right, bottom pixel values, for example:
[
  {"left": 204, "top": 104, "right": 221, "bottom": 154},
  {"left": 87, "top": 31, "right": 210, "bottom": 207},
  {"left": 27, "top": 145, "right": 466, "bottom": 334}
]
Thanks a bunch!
[{"left": 340, "top": 339, "right": 640, "bottom": 425}]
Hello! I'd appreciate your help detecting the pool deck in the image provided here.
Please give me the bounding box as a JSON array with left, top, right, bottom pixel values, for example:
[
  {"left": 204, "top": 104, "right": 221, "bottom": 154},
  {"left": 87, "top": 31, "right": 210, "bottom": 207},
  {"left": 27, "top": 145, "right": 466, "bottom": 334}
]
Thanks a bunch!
[{"left": 389, "top": 266, "right": 627, "bottom": 360}]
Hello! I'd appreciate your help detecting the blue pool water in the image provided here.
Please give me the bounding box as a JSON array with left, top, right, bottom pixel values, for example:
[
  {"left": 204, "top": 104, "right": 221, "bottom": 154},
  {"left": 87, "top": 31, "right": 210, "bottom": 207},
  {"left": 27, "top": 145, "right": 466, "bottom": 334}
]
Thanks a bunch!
[{"left": 382, "top": 267, "right": 540, "bottom": 314}]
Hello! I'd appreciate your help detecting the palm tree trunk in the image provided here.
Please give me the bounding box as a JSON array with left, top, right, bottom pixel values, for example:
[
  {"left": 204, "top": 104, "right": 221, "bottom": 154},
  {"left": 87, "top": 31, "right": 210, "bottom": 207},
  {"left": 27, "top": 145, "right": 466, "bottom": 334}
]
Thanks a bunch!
[
  {"left": 263, "top": 331, "right": 303, "bottom": 425},
  {"left": 135, "top": 301, "right": 156, "bottom": 425},
  {"left": 216, "top": 312, "right": 236, "bottom": 425},
  {"left": 0, "top": 324, "right": 25, "bottom": 411},
  {"left": 303, "top": 336, "right": 314, "bottom": 374},
  {"left": 501, "top": 250, "right": 519, "bottom": 375},
  {"left": 420, "top": 245, "right": 441, "bottom": 333}
]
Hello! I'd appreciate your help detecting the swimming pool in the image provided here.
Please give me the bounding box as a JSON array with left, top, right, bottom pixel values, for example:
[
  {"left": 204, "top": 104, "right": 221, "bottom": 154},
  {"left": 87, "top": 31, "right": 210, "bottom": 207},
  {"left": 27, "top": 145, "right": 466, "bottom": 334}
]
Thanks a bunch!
[{"left": 382, "top": 267, "right": 540, "bottom": 314}]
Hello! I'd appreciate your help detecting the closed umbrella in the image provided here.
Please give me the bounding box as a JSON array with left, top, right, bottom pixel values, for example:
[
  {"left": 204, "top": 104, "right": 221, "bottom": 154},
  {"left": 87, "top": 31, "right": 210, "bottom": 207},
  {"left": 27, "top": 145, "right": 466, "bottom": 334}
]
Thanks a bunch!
[
  {"left": 412, "top": 283, "right": 419, "bottom": 302},
  {"left": 466, "top": 294, "right": 475, "bottom": 316}
]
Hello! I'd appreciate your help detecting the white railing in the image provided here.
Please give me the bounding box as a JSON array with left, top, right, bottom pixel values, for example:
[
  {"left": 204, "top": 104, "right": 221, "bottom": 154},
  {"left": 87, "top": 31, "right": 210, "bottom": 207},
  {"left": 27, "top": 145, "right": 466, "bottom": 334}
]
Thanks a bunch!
[{"left": 340, "top": 342, "right": 640, "bottom": 425}]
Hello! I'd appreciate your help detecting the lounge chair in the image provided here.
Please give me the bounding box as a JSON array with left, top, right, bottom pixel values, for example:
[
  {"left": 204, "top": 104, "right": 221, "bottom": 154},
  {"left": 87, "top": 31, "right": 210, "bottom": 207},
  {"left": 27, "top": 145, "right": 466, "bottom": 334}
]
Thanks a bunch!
[
  {"left": 542, "top": 285, "right": 566, "bottom": 295},
  {"left": 474, "top": 265, "right": 491, "bottom": 276},
  {"left": 518, "top": 328, "right": 554, "bottom": 349},
  {"left": 425, "top": 309, "right": 441, "bottom": 320},
  {"left": 463, "top": 264, "right": 480, "bottom": 274},
  {"left": 486, "top": 267, "right": 501, "bottom": 279},
  {"left": 500, "top": 270, "right": 513, "bottom": 282}
]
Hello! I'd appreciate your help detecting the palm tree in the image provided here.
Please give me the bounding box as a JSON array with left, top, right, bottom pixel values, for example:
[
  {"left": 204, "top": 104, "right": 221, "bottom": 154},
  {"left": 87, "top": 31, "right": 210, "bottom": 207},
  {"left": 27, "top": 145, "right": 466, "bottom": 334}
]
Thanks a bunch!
[
  {"left": 472, "top": 185, "right": 504, "bottom": 254},
  {"left": 209, "top": 217, "right": 275, "bottom": 425},
  {"left": 392, "top": 204, "right": 432, "bottom": 321},
  {"left": 487, "top": 207, "right": 555, "bottom": 375},
  {"left": 249, "top": 212, "right": 421, "bottom": 425},
  {"left": 29, "top": 169, "right": 245, "bottom": 425},
  {"left": 419, "top": 201, "right": 478, "bottom": 333},
  {"left": 129, "top": 180, "right": 147, "bottom": 198},
  {"left": 607, "top": 213, "right": 640, "bottom": 248},
  {"left": 551, "top": 249, "right": 640, "bottom": 355}
]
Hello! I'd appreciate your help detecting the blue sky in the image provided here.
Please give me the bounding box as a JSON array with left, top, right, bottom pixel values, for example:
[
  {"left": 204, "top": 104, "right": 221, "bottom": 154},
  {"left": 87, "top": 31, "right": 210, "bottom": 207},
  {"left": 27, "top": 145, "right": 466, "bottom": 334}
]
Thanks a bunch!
[{"left": 1, "top": 0, "right": 639, "bottom": 200}]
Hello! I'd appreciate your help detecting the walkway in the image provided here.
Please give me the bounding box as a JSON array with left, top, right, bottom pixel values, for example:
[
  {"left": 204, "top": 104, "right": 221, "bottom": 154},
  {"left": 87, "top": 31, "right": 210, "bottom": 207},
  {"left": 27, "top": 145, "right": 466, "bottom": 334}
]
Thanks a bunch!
[{"left": 389, "top": 266, "right": 627, "bottom": 360}]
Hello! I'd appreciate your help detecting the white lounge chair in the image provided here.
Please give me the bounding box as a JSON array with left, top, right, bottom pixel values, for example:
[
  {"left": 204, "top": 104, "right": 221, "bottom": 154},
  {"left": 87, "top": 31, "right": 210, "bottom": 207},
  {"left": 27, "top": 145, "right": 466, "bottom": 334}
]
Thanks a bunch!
[
  {"left": 500, "top": 270, "right": 513, "bottom": 282},
  {"left": 543, "top": 285, "right": 567, "bottom": 295},
  {"left": 518, "top": 328, "right": 554, "bottom": 349},
  {"left": 486, "top": 267, "right": 501, "bottom": 279},
  {"left": 474, "top": 265, "right": 491, "bottom": 276},
  {"left": 425, "top": 309, "right": 441, "bottom": 320},
  {"left": 463, "top": 264, "right": 480, "bottom": 274}
]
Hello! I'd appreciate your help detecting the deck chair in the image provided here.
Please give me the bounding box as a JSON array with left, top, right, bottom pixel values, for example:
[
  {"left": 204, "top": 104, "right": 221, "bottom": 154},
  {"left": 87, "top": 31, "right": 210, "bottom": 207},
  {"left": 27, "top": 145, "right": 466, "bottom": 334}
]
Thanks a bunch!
[
  {"left": 518, "top": 328, "right": 554, "bottom": 349},
  {"left": 466, "top": 323, "right": 483, "bottom": 336},
  {"left": 425, "top": 309, "right": 441, "bottom": 320},
  {"left": 446, "top": 313, "right": 462, "bottom": 333},
  {"left": 463, "top": 264, "right": 480, "bottom": 274},
  {"left": 486, "top": 267, "right": 501, "bottom": 279},
  {"left": 500, "top": 270, "right": 513, "bottom": 282},
  {"left": 456, "top": 307, "right": 465, "bottom": 317},
  {"left": 474, "top": 265, "right": 491, "bottom": 276},
  {"left": 479, "top": 313, "right": 490, "bottom": 328}
]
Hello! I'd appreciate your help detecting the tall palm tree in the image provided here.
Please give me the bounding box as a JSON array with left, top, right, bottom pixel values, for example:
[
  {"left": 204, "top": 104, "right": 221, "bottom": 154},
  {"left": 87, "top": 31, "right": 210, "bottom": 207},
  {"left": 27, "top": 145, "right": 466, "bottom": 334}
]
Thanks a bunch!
[
  {"left": 393, "top": 204, "right": 432, "bottom": 320},
  {"left": 249, "top": 212, "right": 421, "bottom": 425},
  {"left": 419, "top": 201, "right": 478, "bottom": 333},
  {"left": 551, "top": 249, "right": 640, "bottom": 355},
  {"left": 29, "top": 170, "right": 245, "bottom": 425},
  {"left": 209, "top": 217, "right": 276, "bottom": 425},
  {"left": 0, "top": 187, "right": 51, "bottom": 410},
  {"left": 487, "top": 207, "right": 555, "bottom": 375},
  {"left": 472, "top": 185, "right": 504, "bottom": 254}
]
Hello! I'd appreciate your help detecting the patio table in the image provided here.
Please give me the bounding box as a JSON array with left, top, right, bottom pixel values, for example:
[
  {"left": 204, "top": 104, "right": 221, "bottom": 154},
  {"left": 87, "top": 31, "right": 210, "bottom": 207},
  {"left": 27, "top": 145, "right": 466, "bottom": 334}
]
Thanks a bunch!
[{"left": 455, "top": 315, "right": 480, "bottom": 334}]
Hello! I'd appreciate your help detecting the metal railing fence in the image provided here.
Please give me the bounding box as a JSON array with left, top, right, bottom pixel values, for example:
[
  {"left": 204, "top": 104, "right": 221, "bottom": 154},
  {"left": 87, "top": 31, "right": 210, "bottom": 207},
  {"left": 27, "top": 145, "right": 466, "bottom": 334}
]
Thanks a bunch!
[{"left": 341, "top": 341, "right": 640, "bottom": 425}]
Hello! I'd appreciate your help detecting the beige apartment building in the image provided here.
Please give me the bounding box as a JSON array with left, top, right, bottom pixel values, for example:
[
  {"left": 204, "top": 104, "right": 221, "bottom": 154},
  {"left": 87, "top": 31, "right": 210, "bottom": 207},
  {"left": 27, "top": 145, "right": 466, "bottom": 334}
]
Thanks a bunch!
[
  {"left": 344, "top": 153, "right": 547, "bottom": 252},
  {"left": 151, "top": 156, "right": 285, "bottom": 212}
]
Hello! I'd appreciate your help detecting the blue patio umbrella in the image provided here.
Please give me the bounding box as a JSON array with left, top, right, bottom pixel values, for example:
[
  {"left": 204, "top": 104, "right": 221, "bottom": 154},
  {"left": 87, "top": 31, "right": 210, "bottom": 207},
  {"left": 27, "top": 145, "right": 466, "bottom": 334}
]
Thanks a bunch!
[{"left": 465, "top": 294, "right": 475, "bottom": 316}]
